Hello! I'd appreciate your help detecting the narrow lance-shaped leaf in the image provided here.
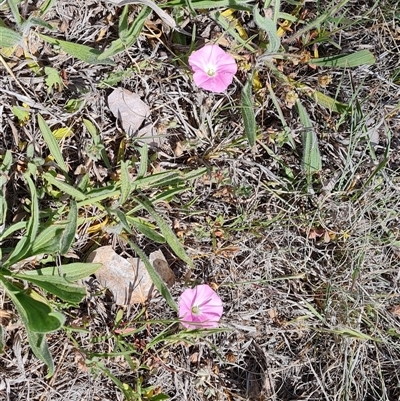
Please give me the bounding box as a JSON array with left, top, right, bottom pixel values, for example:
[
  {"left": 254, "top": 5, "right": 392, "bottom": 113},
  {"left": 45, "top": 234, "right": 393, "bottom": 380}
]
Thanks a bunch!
[
  {"left": 253, "top": 6, "right": 280, "bottom": 53},
  {"left": 38, "top": 114, "right": 68, "bottom": 173},
  {"left": 59, "top": 200, "right": 78, "bottom": 255},
  {"left": 241, "top": 78, "right": 257, "bottom": 146},
  {"left": 42, "top": 172, "right": 86, "bottom": 200},
  {"left": 124, "top": 237, "right": 178, "bottom": 312},
  {"left": 309, "top": 50, "right": 375, "bottom": 68},
  {"left": 296, "top": 100, "right": 322, "bottom": 183},
  {"left": 119, "top": 160, "right": 131, "bottom": 206},
  {"left": 4, "top": 175, "right": 39, "bottom": 267},
  {"left": 22, "top": 262, "right": 102, "bottom": 282},
  {"left": 162, "top": 0, "right": 253, "bottom": 11},
  {"left": 29, "top": 225, "right": 65, "bottom": 256},
  {"left": 13, "top": 273, "right": 86, "bottom": 304},
  {"left": 135, "top": 196, "right": 194, "bottom": 268},
  {"left": 39, "top": 33, "right": 115, "bottom": 66},
  {"left": 27, "top": 330, "right": 55, "bottom": 378},
  {"left": 98, "top": 5, "right": 151, "bottom": 60}
]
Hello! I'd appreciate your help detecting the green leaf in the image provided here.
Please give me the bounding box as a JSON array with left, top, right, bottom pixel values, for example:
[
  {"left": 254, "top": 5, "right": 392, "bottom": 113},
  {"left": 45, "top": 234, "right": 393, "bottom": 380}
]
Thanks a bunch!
[
  {"left": 27, "top": 330, "right": 55, "bottom": 377},
  {"left": 5, "top": 0, "right": 23, "bottom": 27},
  {"left": 137, "top": 143, "right": 148, "bottom": 178},
  {"left": 312, "top": 90, "right": 348, "bottom": 114},
  {"left": 23, "top": 262, "right": 102, "bottom": 282},
  {"left": 27, "top": 17, "right": 54, "bottom": 30},
  {"left": 38, "top": 114, "right": 68, "bottom": 173},
  {"left": 29, "top": 224, "right": 65, "bottom": 255},
  {"left": 162, "top": 0, "right": 252, "bottom": 10},
  {"left": 44, "top": 66, "right": 63, "bottom": 93},
  {"left": 132, "top": 171, "right": 180, "bottom": 190},
  {"left": 4, "top": 175, "right": 39, "bottom": 267},
  {"left": 310, "top": 50, "right": 375, "bottom": 68},
  {"left": 14, "top": 272, "right": 86, "bottom": 304},
  {"left": 124, "top": 238, "right": 178, "bottom": 312},
  {"left": 128, "top": 216, "right": 166, "bottom": 243},
  {"left": 135, "top": 196, "right": 194, "bottom": 268},
  {"left": 241, "top": 78, "right": 257, "bottom": 146},
  {"left": 12, "top": 105, "right": 30, "bottom": 123},
  {"left": 0, "top": 278, "right": 65, "bottom": 333},
  {"left": 4, "top": 237, "right": 30, "bottom": 268},
  {"left": 43, "top": 172, "right": 86, "bottom": 200},
  {"left": 38, "top": 33, "right": 115, "bottom": 65},
  {"left": 296, "top": 100, "right": 321, "bottom": 183},
  {"left": 25, "top": 175, "right": 39, "bottom": 241},
  {"left": 59, "top": 201, "right": 77, "bottom": 255},
  {"left": 212, "top": 10, "right": 255, "bottom": 52},
  {"left": 110, "top": 206, "right": 166, "bottom": 244},
  {"left": 253, "top": 5, "right": 280, "bottom": 53},
  {"left": 0, "top": 26, "right": 22, "bottom": 47},
  {"left": 119, "top": 160, "right": 131, "bottom": 206},
  {"left": 38, "top": 0, "right": 58, "bottom": 15},
  {"left": 98, "top": 6, "right": 151, "bottom": 60}
]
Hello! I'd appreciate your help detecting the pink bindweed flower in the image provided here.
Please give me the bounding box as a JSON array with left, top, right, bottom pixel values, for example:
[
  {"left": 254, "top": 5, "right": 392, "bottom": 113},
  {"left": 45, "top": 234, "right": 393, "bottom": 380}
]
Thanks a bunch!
[
  {"left": 179, "top": 284, "right": 223, "bottom": 329},
  {"left": 188, "top": 45, "right": 237, "bottom": 93}
]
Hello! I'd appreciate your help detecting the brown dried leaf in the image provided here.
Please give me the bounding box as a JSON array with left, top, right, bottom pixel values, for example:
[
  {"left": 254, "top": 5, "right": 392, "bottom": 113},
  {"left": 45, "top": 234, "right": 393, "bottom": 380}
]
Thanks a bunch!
[
  {"left": 108, "top": 88, "right": 150, "bottom": 135},
  {"left": 149, "top": 249, "right": 176, "bottom": 287},
  {"left": 87, "top": 246, "right": 175, "bottom": 305}
]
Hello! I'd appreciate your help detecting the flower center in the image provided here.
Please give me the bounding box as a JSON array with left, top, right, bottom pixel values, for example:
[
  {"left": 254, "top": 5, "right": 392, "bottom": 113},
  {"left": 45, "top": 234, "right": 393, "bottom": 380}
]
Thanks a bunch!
[
  {"left": 206, "top": 66, "right": 216, "bottom": 77},
  {"left": 191, "top": 305, "right": 200, "bottom": 315}
]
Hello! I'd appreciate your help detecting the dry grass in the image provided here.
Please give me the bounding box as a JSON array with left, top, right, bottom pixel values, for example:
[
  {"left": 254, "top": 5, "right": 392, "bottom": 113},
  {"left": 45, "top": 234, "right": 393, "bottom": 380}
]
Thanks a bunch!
[{"left": 1, "top": 0, "right": 400, "bottom": 400}]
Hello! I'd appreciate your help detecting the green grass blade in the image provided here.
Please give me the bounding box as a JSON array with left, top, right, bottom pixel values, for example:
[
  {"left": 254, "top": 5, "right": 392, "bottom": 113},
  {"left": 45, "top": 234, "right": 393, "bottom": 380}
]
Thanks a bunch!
[{"left": 37, "top": 115, "right": 68, "bottom": 173}]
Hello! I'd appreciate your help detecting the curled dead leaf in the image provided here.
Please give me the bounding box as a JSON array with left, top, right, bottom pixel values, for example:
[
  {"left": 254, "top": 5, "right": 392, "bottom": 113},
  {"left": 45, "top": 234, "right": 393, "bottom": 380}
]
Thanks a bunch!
[{"left": 87, "top": 246, "right": 175, "bottom": 305}]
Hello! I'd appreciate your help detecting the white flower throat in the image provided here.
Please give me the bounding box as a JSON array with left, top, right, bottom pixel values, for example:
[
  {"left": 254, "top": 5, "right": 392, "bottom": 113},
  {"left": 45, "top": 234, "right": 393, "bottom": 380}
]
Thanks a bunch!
[
  {"left": 191, "top": 305, "right": 200, "bottom": 315},
  {"left": 206, "top": 65, "right": 216, "bottom": 77}
]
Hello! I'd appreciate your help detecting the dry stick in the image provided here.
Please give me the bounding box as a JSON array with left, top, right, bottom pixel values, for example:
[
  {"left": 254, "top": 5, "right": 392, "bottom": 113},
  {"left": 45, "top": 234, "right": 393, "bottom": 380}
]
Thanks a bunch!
[{"left": 0, "top": 53, "right": 30, "bottom": 97}]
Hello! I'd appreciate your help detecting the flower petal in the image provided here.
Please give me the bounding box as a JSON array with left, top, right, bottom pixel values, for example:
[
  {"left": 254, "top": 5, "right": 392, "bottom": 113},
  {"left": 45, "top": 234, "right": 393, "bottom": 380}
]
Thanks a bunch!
[
  {"left": 178, "top": 284, "right": 223, "bottom": 329},
  {"left": 189, "top": 45, "right": 237, "bottom": 93}
]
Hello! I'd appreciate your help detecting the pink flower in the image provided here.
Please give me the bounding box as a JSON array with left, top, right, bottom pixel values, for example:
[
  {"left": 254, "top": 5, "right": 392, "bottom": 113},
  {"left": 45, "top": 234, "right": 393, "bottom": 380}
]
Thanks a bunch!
[
  {"left": 179, "top": 284, "right": 223, "bottom": 329},
  {"left": 188, "top": 45, "right": 237, "bottom": 93}
]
